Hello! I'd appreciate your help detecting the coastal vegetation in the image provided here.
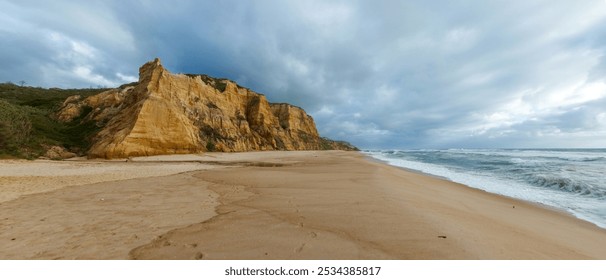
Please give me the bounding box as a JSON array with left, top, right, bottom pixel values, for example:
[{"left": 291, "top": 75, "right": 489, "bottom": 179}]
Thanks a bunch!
[{"left": 0, "top": 83, "right": 105, "bottom": 158}]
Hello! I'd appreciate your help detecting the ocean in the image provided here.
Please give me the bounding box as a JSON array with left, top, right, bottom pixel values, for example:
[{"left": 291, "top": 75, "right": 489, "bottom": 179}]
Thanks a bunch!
[{"left": 364, "top": 149, "right": 606, "bottom": 228}]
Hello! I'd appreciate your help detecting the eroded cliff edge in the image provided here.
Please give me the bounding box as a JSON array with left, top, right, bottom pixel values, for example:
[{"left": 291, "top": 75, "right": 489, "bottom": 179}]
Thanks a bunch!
[{"left": 57, "top": 58, "right": 356, "bottom": 158}]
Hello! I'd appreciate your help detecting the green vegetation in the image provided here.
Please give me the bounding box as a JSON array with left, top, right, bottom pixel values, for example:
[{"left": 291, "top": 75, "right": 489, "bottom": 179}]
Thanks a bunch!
[
  {"left": 0, "top": 100, "right": 31, "bottom": 156},
  {"left": 0, "top": 83, "right": 106, "bottom": 158},
  {"left": 319, "top": 137, "right": 359, "bottom": 151},
  {"left": 185, "top": 74, "right": 232, "bottom": 92},
  {"left": 205, "top": 140, "right": 216, "bottom": 152}
]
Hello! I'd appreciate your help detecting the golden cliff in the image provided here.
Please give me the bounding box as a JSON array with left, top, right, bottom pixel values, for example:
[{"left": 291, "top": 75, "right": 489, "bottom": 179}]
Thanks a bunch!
[{"left": 57, "top": 58, "right": 356, "bottom": 158}]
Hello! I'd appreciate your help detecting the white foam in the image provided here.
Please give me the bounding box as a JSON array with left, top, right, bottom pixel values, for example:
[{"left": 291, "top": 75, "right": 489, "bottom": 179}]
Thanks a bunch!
[{"left": 365, "top": 151, "right": 606, "bottom": 229}]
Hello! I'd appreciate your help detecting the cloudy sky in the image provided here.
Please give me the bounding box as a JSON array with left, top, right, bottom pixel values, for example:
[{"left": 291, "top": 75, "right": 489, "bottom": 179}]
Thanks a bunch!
[{"left": 2, "top": 0, "right": 606, "bottom": 149}]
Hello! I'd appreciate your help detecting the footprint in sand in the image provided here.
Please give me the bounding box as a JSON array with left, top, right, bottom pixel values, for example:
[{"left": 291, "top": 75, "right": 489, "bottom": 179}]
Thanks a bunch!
[{"left": 294, "top": 243, "right": 306, "bottom": 253}]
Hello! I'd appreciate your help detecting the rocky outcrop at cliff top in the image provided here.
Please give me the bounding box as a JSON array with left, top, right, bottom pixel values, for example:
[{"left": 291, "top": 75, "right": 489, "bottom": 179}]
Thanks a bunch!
[{"left": 57, "top": 58, "right": 357, "bottom": 158}]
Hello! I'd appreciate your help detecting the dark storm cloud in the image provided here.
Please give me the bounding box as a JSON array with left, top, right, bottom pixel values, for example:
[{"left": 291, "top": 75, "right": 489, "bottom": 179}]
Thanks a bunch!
[{"left": 1, "top": 0, "right": 606, "bottom": 148}]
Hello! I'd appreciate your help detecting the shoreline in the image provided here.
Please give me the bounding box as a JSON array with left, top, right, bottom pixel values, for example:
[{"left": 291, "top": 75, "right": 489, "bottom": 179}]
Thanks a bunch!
[
  {"left": 362, "top": 151, "right": 606, "bottom": 230},
  {"left": 1, "top": 151, "right": 606, "bottom": 259},
  {"left": 362, "top": 153, "right": 586, "bottom": 226}
]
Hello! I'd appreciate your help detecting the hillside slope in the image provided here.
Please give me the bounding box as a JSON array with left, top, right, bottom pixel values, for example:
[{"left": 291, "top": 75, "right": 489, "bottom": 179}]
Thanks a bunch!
[{"left": 0, "top": 83, "right": 105, "bottom": 158}]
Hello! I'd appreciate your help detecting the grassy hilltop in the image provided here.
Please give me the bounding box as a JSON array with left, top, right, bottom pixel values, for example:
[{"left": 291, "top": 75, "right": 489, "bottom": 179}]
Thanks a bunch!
[{"left": 0, "top": 83, "right": 106, "bottom": 158}]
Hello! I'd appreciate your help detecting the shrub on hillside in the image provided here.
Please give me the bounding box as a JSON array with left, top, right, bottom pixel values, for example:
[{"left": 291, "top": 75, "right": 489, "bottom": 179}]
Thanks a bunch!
[{"left": 0, "top": 100, "right": 32, "bottom": 155}]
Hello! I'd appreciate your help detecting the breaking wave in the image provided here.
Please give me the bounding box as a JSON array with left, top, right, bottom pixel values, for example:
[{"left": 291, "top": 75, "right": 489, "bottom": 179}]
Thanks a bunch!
[{"left": 365, "top": 148, "right": 606, "bottom": 228}]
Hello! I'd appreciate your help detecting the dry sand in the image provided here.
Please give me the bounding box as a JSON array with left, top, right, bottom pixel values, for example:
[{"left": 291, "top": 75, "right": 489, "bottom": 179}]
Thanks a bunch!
[
  {"left": 1, "top": 151, "right": 605, "bottom": 259},
  {"left": 0, "top": 158, "right": 220, "bottom": 203}
]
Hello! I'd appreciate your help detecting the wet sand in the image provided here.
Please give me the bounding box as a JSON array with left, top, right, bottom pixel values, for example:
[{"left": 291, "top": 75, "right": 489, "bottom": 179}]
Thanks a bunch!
[{"left": 1, "top": 151, "right": 605, "bottom": 259}]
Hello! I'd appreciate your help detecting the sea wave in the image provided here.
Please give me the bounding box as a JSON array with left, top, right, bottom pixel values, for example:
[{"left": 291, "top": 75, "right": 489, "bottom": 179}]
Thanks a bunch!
[
  {"left": 364, "top": 149, "right": 606, "bottom": 228},
  {"left": 524, "top": 174, "right": 606, "bottom": 198}
]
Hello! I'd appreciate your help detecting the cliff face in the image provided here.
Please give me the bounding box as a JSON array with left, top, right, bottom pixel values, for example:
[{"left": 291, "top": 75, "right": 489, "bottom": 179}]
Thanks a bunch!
[{"left": 58, "top": 58, "right": 356, "bottom": 158}]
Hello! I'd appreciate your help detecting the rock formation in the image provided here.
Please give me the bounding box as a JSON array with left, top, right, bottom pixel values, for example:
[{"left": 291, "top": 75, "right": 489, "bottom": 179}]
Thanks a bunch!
[
  {"left": 43, "top": 145, "right": 77, "bottom": 160},
  {"left": 57, "top": 58, "right": 356, "bottom": 158}
]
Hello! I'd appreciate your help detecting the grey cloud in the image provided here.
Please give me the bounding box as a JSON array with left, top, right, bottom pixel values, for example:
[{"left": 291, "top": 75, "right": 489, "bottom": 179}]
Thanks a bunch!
[{"left": 1, "top": 0, "right": 605, "bottom": 148}]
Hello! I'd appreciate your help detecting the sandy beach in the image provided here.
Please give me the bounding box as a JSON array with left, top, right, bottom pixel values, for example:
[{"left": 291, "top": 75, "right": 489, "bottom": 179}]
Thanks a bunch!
[{"left": 1, "top": 151, "right": 605, "bottom": 259}]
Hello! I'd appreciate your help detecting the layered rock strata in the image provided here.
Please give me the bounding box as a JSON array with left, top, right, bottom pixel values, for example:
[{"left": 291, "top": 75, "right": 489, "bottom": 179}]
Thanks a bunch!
[{"left": 58, "top": 58, "right": 356, "bottom": 158}]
